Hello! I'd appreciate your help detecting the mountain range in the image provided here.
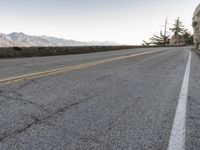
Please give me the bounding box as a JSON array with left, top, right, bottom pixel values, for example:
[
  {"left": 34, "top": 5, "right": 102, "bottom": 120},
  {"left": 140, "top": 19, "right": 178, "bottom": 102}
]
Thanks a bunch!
[{"left": 0, "top": 32, "right": 119, "bottom": 47}]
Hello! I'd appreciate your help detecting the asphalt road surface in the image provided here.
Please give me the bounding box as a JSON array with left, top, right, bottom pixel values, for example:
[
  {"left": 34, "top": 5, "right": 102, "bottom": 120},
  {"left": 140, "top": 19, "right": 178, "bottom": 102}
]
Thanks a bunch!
[{"left": 0, "top": 47, "right": 199, "bottom": 150}]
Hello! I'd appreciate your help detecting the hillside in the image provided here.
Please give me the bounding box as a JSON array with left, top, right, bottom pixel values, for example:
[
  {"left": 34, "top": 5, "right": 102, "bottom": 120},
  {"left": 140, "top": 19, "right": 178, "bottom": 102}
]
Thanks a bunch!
[{"left": 0, "top": 32, "right": 119, "bottom": 47}]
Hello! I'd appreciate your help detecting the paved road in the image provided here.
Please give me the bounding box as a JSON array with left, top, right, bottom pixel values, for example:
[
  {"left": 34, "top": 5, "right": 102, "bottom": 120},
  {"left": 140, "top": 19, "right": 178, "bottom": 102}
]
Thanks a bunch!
[{"left": 0, "top": 47, "right": 199, "bottom": 150}]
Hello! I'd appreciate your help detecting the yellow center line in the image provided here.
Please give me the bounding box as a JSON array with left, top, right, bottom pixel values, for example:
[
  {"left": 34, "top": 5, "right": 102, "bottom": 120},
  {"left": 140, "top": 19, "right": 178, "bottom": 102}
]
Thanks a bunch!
[{"left": 0, "top": 49, "right": 164, "bottom": 86}]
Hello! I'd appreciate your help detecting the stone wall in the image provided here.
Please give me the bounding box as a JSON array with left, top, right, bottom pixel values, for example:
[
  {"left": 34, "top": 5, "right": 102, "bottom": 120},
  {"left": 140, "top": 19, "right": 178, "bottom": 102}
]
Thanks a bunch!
[
  {"left": 0, "top": 46, "right": 146, "bottom": 58},
  {"left": 193, "top": 4, "right": 200, "bottom": 50},
  {"left": 0, "top": 46, "right": 179, "bottom": 58}
]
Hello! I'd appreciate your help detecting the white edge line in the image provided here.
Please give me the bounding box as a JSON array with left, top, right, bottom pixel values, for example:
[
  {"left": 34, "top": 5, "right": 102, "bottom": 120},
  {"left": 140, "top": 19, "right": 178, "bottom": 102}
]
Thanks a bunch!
[{"left": 167, "top": 50, "right": 191, "bottom": 150}]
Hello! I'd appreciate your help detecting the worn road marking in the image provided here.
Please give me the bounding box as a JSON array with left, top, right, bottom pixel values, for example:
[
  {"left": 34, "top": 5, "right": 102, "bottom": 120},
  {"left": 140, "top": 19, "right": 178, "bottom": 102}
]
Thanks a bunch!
[
  {"left": 168, "top": 50, "right": 191, "bottom": 150},
  {"left": 0, "top": 49, "right": 165, "bottom": 86}
]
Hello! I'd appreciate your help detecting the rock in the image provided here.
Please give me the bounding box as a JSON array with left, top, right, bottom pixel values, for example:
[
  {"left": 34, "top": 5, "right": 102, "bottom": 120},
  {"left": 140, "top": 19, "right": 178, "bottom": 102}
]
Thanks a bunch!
[
  {"left": 170, "top": 33, "right": 185, "bottom": 46},
  {"left": 193, "top": 4, "right": 200, "bottom": 50}
]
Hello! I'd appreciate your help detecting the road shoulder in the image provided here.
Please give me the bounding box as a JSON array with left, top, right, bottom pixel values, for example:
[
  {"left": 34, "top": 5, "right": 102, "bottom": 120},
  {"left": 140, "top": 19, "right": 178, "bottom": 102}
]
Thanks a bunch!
[{"left": 186, "top": 51, "right": 200, "bottom": 149}]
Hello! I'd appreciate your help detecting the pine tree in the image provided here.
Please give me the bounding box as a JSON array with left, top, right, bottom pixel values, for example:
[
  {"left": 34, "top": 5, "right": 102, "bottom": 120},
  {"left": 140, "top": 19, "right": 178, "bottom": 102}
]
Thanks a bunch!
[
  {"left": 142, "top": 40, "right": 150, "bottom": 46},
  {"left": 150, "top": 31, "right": 170, "bottom": 46},
  {"left": 170, "top": 18, "right": 185, "bottom": 35},
  {"left": 183, "top": 30, "right": 193, "bottom": 45}
]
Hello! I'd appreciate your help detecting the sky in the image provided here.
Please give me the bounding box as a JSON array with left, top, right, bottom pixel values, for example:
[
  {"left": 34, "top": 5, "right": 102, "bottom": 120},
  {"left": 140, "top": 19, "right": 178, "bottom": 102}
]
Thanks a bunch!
[{"left": 0, "top": 0, "right": 199, "bottom": 45}]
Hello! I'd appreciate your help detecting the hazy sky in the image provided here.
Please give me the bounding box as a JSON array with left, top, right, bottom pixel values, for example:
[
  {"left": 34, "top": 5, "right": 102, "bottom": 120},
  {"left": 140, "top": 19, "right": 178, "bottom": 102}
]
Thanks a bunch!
[{"left": 0, "top": 0, "right": 199, "bottom": 44}]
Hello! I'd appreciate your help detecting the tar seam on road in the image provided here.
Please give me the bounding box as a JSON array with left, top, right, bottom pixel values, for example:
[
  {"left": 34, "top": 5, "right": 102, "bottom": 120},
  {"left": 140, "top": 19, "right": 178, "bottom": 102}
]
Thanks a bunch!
[
  {"left": 167, "top": 50, "right": 191, "bottom": 150},
  {"left": 0, "top": 49, "right": 165, "bottom": 86}
]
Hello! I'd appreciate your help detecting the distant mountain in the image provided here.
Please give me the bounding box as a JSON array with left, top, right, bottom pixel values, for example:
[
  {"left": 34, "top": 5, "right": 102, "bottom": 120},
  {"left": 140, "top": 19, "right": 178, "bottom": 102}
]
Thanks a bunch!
[{"left": 0, "top": 32, "right": 119, "bottom": 47}]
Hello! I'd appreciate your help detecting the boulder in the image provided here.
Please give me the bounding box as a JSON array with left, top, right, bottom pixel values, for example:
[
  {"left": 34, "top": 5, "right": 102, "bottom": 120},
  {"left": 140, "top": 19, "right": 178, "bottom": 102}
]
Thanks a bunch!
[
  {"left": 193, "top": 4, "right": 200, "bottom": 50},
  {"left": 170, "top": 33, "right": 185, "bottom": 46}
]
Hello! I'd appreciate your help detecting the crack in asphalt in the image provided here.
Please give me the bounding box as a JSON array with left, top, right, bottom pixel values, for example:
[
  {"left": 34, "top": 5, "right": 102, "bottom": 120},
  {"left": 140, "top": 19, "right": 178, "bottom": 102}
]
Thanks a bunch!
[
  {"left": 16, "top": 80, "right": 36, "bottom": 90},
  {"left": 0, "top": 88, "right": 111, "bottom": 143},
  {"left": 0, "top": 91, "right": 49, "bottom": 113}
]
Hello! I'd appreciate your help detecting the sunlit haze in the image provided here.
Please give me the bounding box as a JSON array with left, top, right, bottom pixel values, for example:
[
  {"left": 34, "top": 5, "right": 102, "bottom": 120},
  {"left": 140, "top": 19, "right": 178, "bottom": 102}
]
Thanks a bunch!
[{"left": 0, "top": 0, "right": 199, "bottom": 45}]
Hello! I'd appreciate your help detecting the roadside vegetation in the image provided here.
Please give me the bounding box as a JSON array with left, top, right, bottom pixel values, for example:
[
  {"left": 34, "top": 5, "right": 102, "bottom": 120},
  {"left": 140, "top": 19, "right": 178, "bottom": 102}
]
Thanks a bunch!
[{"left": 142, "top": 18, "right": 193, "bottom": 46}]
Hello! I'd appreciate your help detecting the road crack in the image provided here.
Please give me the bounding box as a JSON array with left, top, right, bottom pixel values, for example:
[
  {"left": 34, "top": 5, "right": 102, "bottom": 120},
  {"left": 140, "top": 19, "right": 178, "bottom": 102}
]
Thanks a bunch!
[
  {"left": 0, "top": 88, "right": 111, "bottom": 142},
  {"left": 0, "top": 91, "right": 49, "bottom": 113}
]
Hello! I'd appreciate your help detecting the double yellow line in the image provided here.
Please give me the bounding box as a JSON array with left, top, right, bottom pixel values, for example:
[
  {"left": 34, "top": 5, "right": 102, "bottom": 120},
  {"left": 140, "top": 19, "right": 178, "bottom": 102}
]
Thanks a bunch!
[{"left": 0, "top": 49, "right": 163, "bottom": 86}]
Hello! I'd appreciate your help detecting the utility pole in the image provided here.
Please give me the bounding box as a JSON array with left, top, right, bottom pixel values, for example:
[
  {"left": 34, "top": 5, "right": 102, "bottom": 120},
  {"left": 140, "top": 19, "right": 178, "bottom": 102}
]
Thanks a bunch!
[{"left": 163, "top": 17, "right": 168, "bottom": 46}]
